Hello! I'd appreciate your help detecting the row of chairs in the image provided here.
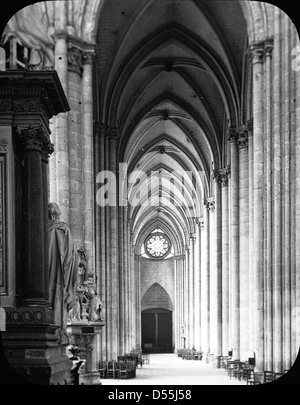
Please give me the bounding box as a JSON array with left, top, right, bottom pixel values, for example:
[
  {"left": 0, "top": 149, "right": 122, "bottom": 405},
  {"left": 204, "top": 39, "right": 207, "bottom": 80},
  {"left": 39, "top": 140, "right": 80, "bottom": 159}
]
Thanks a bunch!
[
  {"left": 218, "top": 357, "right": 286, "bottom": 385},
  {"left": 118, "top": 353, "right": 150, "bottom": 367},
  {"left": 178, "top": 349, "right": 203, "bottom": 360},
  {"left": 99, "top": 360, "right": 136, "bottom": 379}
]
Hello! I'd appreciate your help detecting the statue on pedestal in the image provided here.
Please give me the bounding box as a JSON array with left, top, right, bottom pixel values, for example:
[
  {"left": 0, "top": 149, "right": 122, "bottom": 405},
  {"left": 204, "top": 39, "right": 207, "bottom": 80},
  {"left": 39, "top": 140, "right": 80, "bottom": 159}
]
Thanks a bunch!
[
  {"left": 48, "top": 202, "right": 78, "bottom": 343},
  {"left": 68, "top": 245, "right": 104, "bottom": 324},
  {"left": 1, "top": 4, "right": 54, "bottom": 69}
]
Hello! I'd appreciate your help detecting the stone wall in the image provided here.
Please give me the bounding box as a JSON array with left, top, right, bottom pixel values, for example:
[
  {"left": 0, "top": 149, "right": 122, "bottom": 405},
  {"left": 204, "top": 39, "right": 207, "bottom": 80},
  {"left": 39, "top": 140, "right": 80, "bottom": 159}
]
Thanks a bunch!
[{"left": 140, "top": 257, "right": 174, "bottom": 312}]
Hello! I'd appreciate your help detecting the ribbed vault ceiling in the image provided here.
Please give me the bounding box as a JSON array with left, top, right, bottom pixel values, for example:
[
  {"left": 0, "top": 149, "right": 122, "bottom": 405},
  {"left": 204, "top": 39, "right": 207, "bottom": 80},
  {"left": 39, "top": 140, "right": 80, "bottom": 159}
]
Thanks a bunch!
[{"left": 95, "top": 0, "right": 248, "bottom": 254}]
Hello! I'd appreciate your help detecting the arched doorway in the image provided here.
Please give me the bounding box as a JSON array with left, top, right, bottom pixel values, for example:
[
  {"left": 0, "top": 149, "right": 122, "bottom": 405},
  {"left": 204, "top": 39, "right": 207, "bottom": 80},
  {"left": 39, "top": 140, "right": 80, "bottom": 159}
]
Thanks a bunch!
[{"left": 142, "top": 308, "right": 173, "bottom": 353}]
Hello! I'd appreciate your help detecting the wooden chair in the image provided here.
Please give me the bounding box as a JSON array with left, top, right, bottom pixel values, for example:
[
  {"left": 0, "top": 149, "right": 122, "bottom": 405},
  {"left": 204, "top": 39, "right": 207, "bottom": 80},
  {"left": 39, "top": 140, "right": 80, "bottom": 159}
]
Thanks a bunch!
[
  {"left": 227, "top": 361, "right": 237, "bottom": 378},
  {"left": 263, "top": 370, "right": 275, "bottom": 384},
  {"left": 247, "top": 370, "right": 263, "bottom": 385},
  {"left": 118, "top": 362, "right": 130, "bottom": 379},
  {"left": 219, "top": 356, "right": 228, "bottom": 369},
  {"left": 235, "top": 362, "right": 246, "bottom": 380},
  {"left": 99, "top": 361, "right": 107, "bottom": 379},
  {"left": 274, "top": 372, "right": 284, "bottom": 381},
  {"left": 107, "top": 361, "right": 119, "bottom": 379}
]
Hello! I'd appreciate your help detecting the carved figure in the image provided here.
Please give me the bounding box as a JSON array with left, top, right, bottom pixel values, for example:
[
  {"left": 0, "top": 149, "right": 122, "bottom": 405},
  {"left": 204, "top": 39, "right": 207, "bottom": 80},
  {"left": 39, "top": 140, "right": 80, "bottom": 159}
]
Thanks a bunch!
[
  {"left": 48, "top": 202, "right": 78, "bottom": 343},
  {"left": 2, "top": 4, "right": 54, "bottom": 69}
]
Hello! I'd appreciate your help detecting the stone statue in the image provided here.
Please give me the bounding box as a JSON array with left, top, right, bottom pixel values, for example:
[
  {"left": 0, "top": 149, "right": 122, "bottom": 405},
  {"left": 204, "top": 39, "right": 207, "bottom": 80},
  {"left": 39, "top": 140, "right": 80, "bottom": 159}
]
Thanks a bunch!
[
  {"left": 68, "top": 244, "right": 104, "bottom": 324},
  {"left": 48, "top": 202, "right": 78, "bottom": 343},
  {"left": 85, "top": 275, "right": 104, "bottom": 323},
  {"left": 2, "top": 4, "right": 54, "bottom": 69}
]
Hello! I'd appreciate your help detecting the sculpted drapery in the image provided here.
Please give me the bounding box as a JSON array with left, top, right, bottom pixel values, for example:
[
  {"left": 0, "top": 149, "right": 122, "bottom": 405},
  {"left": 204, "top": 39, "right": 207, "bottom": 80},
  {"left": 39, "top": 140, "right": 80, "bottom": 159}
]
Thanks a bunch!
[{"left": 48, "top": 203, "right": 78, "bottom": 343}]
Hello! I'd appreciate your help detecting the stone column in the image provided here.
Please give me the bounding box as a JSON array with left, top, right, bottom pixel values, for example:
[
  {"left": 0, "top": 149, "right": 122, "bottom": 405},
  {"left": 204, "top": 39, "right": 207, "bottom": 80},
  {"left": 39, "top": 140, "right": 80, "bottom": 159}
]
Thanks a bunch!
[
  {"left": 118, "top": 205, "right": 125, "bottom": 355},
  {"left": 137, "top": 253, "right": 142, "bottom": 349},
  {"left": 211, "top": 172, "right": 223, "bottom": 357},
  {"left": 17, "top": 126, "right": 54, "bottom": 306},
  {"left": 123, "top": 214, "right": 129, "bottom": 353},
  {"left": 185, "top": 245, "right": 190, "bottom": 348},
  {"left": 194, "top": 221, "right": 201, "bottom": 351},
  {"left": 126, "top": 219, "right": 132, "bottom": 353},
  {"left": 174, "top": 256, "right": 179, "bottom": 351},
  {"left": 273, "top": 11, "right": 283, "bottom": 372},
  {"left": 237, "top": 125, "right": 249, "bottom": 361},
  {"left": 82, "top": 52, "right": 95, "bottom": 267},
  {"left": 52, "top": 30, "right": 69, "bottom": 223},
  {"left": 264, "top": 40, "right": 273, "bottom": 371},
  {"left": 109, "top": 129, "right": 119, "bottom": 359},
  {"left": 250, "top": 41, "right": 265, "bottom": 372},
  {"left": 201, "top": 203, "right": 210, "bottom": 355},
  {"left": 177, "top": 256, "right": 185, "bottom": 348},
  {"left": 67, "top": 46, "right": 84, "bottom": 247},
  {"left": 129, "top": 232, "right": 135, "bottom": 350},
  {"left": 207, "top": 197, "right": 216, "bottom": 356},
  {"left": 228, "top": 127, "right": 240, "bottom": 360},
  {"left": 294, "top": 21, "right": 300, "bottom": 363},
  {"left": 220, "top": 168, "right": 230, "bottom": 355},
  {"left": 189, "top": 235, "right": 195, "bottom": 348},
  {"left": 248, "top": 123, "right": 254, "bottom": 354}
]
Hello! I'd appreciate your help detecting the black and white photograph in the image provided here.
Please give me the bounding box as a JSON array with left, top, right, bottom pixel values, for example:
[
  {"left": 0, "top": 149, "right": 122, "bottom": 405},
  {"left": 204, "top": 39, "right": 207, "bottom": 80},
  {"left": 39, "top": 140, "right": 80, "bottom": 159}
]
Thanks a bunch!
[{"left": 0, "top": 0, "right": 299, "bottom": 390}]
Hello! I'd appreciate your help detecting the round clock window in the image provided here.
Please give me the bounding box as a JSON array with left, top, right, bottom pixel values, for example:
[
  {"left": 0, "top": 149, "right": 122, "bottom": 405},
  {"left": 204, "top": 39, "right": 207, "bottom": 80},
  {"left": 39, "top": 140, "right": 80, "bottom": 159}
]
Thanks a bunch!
[{"left": 145, "top": 233, "right": 171, "bottom": 258}]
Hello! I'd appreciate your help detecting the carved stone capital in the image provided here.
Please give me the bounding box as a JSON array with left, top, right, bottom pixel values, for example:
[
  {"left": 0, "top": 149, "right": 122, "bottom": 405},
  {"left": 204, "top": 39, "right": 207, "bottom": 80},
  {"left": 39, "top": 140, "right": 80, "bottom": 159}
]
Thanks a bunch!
[
  {"left": 16, "top": 125, "right": 54, "bottom": 158},
  {"left": 237, "top": 124, "right": 249, "bottom": 149},
  {"left": 190, "top": 234, "right": 196, "bottom": 244},
  {"left": 82, "top": 51, "right": 94, "bottom": 65},
  {"left": 68, "top": 47, "right": 83, "bottom": 75},
  {"left": 204, "top": 196, "right": 215, "bottom": 213},
  {"left": 264, "top": 38, "right": 274, "bottom": 57},
  {"left": 249, "top": 41, "right": 265, "bottom": 64},
  {"left": 227, "top": 126, "right": 238, "bottom": 143},
  {"left": 198, "top": 218, "right": 204, "bottom": 230},
  {"left": 211, "top": 166, "right": 231, "bottom": 187}
]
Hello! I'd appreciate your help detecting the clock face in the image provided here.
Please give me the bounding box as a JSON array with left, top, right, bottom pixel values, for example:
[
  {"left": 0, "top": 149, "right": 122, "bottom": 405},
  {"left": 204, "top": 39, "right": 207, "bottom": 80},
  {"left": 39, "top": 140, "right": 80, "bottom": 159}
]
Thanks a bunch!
[{"left": 145, "top": 233, "right": 171, "bottom": 258}]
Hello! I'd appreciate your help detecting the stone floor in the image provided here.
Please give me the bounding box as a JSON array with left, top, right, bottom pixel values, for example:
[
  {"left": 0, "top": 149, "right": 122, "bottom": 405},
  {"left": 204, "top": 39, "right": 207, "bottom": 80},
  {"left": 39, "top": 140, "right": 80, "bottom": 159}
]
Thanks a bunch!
[{"left": 101, "top": 353, "right": 247, "bottom": 385}]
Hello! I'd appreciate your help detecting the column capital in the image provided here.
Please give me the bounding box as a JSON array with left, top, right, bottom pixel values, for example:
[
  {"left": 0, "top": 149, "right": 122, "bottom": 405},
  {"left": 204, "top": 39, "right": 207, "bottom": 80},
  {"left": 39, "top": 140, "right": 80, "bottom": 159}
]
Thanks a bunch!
[
  {"left": 264, "top": 38, "right": 274, "bottom": 57},
  {"left": 189, "top": 234, "right": 196, "bottom": 244},
  {"left": 211, "top": 166, "right": 231, "bottom": 187},
  {"left": 227, "top": 126, "right": 238, "bottom": 143},
  {"left": 82, "top": 51, "right": 95, "bottom": 65},
  {"left": 236, "top": 124, "right": 249, "bottom": 149},
  {"left": 194, "top": 216, "right": 204, "bottom": 229},
  {"left": 204, "top": 196, "right": 215, "bottom": 213},
  {"left": 68, "top": 47, "right": 83, "bottom": 75},
  {"left": 199, "top": 218, "right": 204, "bottom": 230},
  {"left": 16, "top": 125, "right": 54, "bottom": 158},
  {"left": 249, "top": 41, "right": 265, "bottom": 64}
]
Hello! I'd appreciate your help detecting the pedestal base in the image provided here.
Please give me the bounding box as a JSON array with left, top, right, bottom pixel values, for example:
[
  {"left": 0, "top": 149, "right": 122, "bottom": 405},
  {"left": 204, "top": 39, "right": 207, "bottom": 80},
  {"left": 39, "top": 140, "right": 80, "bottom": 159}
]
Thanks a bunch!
[
  {"left": 80, "top": 371, "right": 102, "bottom": 385},
  {"left": 2, "top": 307, "right": 72, "bottom": 385}
]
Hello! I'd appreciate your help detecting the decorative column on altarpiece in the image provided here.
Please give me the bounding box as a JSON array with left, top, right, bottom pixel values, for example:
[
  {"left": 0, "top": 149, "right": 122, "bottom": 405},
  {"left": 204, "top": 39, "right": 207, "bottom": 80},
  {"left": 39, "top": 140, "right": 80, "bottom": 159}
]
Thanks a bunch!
[{"left": 16, "top": 125, "right": 54, "bottom": 306}]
